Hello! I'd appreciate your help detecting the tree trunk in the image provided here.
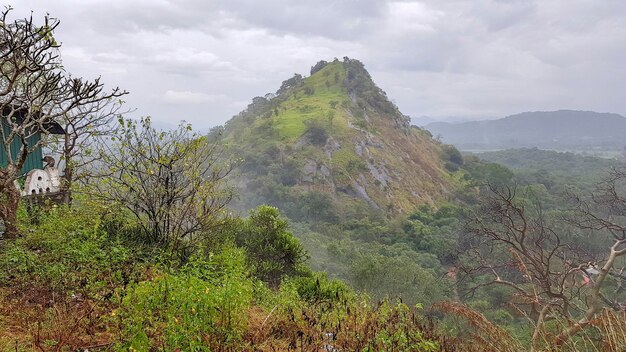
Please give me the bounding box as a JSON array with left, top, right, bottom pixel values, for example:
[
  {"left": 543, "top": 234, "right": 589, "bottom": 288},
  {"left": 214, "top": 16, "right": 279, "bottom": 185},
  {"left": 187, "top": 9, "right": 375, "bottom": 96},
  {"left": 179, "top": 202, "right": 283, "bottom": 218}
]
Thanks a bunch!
[
  {"left": 530, "top": 305, "right": 551, "bottom": 352},
  {"left": 553, "top": 245, "right": 622, "bottom": 346},
  {"left": 62, "top": 154, "right": 73, "bottom": 205},
  {"left": 0, "top": 182, "right": 21, "bottom": 238},
  {"left": 62, "top": 171, "right": 73, "bottom": 205}
]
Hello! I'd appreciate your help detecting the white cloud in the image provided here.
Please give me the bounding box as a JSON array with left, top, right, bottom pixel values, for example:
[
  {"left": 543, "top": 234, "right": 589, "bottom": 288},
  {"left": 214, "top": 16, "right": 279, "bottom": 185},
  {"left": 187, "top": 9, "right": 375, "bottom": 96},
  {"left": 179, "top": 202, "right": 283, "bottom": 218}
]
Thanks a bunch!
[
  {"left": 147, "top": 48, "right": 238, "bottom": 76},
  {"left": 13, "top": 0, "right": 626, "bottom": 126},
  {"left": 163, "top": 91, "right": 227, "bottom": 105},
  {"left": 385, "top": 1, "right": 443, "bottom": 34}
]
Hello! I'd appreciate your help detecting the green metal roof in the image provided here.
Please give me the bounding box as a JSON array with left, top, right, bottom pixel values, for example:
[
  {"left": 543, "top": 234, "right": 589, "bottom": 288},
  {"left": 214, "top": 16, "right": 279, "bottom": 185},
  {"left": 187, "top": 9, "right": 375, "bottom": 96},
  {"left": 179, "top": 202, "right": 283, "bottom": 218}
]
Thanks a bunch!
[{"left": 0, "top": 107, "right": 65, "bottom": 175}]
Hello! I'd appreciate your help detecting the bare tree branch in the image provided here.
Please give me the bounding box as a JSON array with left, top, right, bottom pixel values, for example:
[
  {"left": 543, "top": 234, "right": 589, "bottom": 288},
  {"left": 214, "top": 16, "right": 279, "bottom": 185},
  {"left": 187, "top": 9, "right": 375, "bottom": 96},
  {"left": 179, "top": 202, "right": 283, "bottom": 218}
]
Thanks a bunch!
[
  {"left": 0, "top": 8, "right": 125, "bottom": 237},
  {"left": 85, "top": 118, "right": 237, "bottom": 258},
  {"left": 460, "top": 178, "right": 626, "bottom": 350}
]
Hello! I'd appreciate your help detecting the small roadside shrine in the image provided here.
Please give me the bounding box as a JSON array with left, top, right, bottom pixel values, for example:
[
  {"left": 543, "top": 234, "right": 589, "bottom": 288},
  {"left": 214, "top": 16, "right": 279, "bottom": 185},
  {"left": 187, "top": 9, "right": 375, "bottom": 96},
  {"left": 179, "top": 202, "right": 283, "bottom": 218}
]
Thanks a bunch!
[{"left": 0, "top": 107, "right": 65, "bottom": 199}]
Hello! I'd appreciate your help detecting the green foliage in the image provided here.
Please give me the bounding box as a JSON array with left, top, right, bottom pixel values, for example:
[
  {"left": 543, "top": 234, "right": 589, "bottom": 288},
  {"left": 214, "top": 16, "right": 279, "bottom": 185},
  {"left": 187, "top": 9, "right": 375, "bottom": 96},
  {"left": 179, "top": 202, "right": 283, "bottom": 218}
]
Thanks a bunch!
[
  {"left": 441, "top": 144, "right": 464, "bottom": 172},
  {"left": 282, "top": 271, "right": 353, "bottom": 303},
  {"left": 0, "top": 201, "right": 152, "bottom": 350},
  {"left": 285, "top": 201, "right": 461, "bottom": 308},
  {"left": 310, "top": 60, "right": 329, "bottom": 75},
  {"left": 228, "top": 206, "right": 308, "bottom": 286},
  {"left": 0, "top": 199, "right": 448, "bottom": 350},
  {"left": 362, "top": 302, "right": 439, "bottom": 351},
  {"left": 1, "top": 203, "right": 139, "bottom": 296},
  {"left": 91, "top": 117, "right": 234, "bottom": 257},
  {"left": 319, "top": 234, "right": 450, "bottom": 306},
  {"left": 275, "top": 158, "right": 300, "bottom": 186},
  {"left": 295, "top": 191, "right": 339, "bottom": 223},
  {"left": 14, "top": 53, "right": 626, "bottom": 350},
  {"left": 463, "top": 156, "right": 515, "bottom": 186},
  {"left": 267, "top": 283, "right": 440, "bottom": 351},
  {"left": 348, "top": 250, "right": 448, "bottom": 305},
  {"left": 118, "top": 247, "right": 253, "bottom": 350},
  {"left": 304, "top": 119, "right": 328, "bottom": 145},
  {"left": 332, "top": 147, "right": 366, "bottom": 176},
  {"left": 276, "top": 73, "right": 304, "bottom": 95},
  {"left": 404, "top": 204, "right": 461, "bottom": 261},
  {"left": 235, "top": 61, "right": 348, "bottom": 141},
  {"left": 477, "top": 148, "right": 621, "bottom": 192}
]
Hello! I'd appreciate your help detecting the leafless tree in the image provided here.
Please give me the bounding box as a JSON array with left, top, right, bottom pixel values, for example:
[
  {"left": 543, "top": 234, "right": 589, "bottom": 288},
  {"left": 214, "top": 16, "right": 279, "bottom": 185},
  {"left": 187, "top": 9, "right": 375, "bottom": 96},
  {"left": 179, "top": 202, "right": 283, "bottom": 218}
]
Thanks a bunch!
[
  {"left": 560, "top": 167, "right": 626, "bottom": 344},
  {"left": 0, "top": 8, "right": 125, "bottom": 237},
  {"left": 88, "top": 118, "right": 236, "bottom": 256},
  {"left": 55, "top": 88, "right": 129, "bottom": 203},
  {"left": 460, "top": 180, "right": 626, "bottom": 351}
]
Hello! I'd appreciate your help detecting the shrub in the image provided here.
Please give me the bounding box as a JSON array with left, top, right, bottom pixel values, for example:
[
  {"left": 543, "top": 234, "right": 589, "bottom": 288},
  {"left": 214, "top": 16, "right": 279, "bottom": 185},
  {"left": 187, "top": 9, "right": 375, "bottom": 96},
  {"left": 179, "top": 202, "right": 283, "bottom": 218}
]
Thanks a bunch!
[
  {"left": 304, "top": 119, "right": 329, "bottom": 145},
  {"left": 441, "top": 144, "right": 464, "bottom": 171},
  {"left": 88, "top": 118, "right": 235, "bottom": 257},
  {"left": 296, "top": 191, "right": 339, "bottom": 223},
  {"left": 464, "top": 161, "right": 514, "bottom": 186},
  {"left": 251, "top": 296, "right": 440, "bottom": 351},
  {"left": 1, "top": 203, "right": 138, "bottom": 296},
  {"left": 274, "top": 159, "right": 300, "bottom": 186},
  {"left": 118, "top": 247, "right": 253, "bottom": 350},
  {"left": 229, "top": 206, "right": 308, "bottom": 287},
  {"left": 0, "top": 202, "right": 148, "bottom": 350},
  {"left": 310, "top": 60, "right": 329, "bottom": 75},
  {"left": 282, "top": 271, "right": 353, "bottom": 303}
]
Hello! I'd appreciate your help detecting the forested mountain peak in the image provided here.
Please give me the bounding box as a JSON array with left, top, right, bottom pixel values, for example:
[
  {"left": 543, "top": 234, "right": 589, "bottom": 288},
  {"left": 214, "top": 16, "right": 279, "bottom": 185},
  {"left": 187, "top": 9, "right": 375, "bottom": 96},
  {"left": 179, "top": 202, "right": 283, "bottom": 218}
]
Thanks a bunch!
[{"left": 217, "top": 58, "right": 459, "bottom": 219}]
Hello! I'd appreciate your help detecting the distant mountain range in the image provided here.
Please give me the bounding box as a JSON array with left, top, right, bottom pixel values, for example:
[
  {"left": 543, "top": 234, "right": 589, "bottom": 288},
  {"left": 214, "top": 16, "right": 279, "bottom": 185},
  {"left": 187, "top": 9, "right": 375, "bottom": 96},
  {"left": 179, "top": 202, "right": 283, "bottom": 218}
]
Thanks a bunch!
[{"left": 425, "top": 110, "right": 626, "bottom": 151}]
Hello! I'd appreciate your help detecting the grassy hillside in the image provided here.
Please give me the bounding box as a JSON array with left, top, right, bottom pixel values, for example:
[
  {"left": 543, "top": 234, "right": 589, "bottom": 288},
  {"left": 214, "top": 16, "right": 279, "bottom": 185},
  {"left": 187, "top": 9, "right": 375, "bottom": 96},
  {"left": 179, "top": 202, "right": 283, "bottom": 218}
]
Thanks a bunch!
[
  {"left": 207, "top": 58, "right": 468, "bottom": 309},
  {"left": 219, "top": 58, "right": 458, "bottom": 219}
]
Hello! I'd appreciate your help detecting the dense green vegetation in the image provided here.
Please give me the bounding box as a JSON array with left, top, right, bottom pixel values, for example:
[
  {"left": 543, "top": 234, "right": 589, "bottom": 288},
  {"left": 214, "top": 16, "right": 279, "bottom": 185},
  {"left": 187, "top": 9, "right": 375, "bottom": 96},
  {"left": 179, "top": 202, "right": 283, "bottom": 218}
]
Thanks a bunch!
[
  {"left": 0, "top": 181, "right": 456, "bottom": 350},
  {"left": 5, "top": 140, "right": 626, "bottom": 350},
  {"left": 296, "top": 204, "right": 461, "bottom": 305},
  {"left": 0, "top": 109, "right": 462, "bottom": 350},
  {"left": 456, "top": 149, "right": 626, "bottom": 349},
  {"left": 221, "top": 58, "right": 454, "bottom": 216},
  {"left": 475, "top": 148, "right": 623, "bottom": 192},
  {"left": 211, "top": 59, "right": 626, "bottom": 351},
  {"left": 212, "top": 59, "right": 466, "bottom": 315}
]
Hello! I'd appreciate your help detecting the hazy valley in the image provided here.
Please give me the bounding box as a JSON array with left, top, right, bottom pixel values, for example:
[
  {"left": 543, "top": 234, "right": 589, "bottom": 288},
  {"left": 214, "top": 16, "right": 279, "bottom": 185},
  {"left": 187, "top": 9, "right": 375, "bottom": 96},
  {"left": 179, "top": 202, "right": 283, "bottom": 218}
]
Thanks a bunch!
[{"left": 426, "top": 110, "right": 626, "bottom": 156}]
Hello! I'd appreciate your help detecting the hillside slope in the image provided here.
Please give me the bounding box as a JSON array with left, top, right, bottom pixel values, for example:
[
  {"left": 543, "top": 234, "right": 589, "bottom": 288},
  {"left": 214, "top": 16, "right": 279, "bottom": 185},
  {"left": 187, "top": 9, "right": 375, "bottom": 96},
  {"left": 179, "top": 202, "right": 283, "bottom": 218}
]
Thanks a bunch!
[
  {"left": 216, "top": 58, "right": 457, "bottom": 220},
  {"left": 426, "top": 110, "right": 626, "bottom": 151}
]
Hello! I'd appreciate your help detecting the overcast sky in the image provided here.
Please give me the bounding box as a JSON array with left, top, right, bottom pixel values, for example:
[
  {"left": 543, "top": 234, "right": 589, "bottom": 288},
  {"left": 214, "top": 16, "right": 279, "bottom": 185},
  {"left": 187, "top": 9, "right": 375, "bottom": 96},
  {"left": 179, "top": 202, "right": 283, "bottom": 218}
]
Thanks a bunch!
[{"left": 12, "top": 0, "right": 626, "bottom": 128}]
